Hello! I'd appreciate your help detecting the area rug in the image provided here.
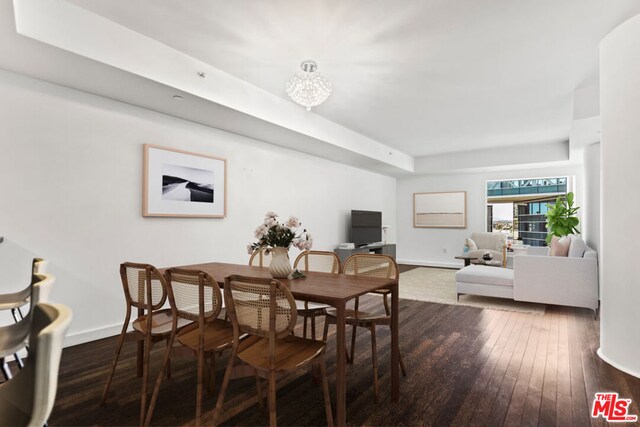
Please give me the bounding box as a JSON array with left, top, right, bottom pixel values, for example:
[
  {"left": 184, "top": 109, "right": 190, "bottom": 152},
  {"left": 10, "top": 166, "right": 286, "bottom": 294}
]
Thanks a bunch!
[{"left": 399, "top": 267, "right": 546, "bottom": 315}]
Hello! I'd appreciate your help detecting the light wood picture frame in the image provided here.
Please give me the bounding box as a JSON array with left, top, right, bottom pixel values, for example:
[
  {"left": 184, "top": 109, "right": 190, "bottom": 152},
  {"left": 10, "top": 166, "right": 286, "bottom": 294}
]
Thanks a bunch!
[
  {"left": 143, "top": 144, "right": 227, "bottom": 218},
  {"left": 413, "top": 191, "right": 466, "bottom": 228}
]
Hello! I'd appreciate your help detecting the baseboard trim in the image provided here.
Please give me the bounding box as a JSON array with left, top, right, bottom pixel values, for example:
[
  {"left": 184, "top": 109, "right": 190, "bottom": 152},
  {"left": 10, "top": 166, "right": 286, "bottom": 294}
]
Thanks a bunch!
[
  {"left": 597, "top": 347, "right": 640, "bottom": 379},
  {"left": 396, "top": 259, "right": 461, "bottom": 269},
  {"left": 64, "top": 322, "right": 125, "bottom": 348}
]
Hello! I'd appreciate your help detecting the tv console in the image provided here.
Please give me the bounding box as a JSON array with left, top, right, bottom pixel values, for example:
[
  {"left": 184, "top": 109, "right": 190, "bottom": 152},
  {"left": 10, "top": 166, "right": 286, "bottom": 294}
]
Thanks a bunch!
[{"left": 334, "top": 243, "right": 396, "bottom": 264}]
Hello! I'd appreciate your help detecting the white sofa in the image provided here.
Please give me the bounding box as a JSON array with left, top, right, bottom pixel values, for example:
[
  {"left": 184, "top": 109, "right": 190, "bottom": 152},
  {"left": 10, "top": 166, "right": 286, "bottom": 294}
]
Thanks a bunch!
[
  {"left": 513, "top": 236, "right": 598, "bottom": 312},
  {"left": 456, "top": 235, "right": 599, "bottom": 314}
]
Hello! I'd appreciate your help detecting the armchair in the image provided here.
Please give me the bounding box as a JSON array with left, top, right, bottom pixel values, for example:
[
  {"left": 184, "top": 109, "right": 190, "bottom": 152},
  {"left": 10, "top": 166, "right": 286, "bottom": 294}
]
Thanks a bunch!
[{"left": 465, "top": 232, "right": 507, "bottom": 267}]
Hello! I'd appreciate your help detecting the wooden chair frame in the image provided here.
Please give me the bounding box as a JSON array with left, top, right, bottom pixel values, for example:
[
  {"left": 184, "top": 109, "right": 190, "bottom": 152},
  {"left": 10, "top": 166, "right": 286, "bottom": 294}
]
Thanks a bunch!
[
  {"left": 292, "top": 251, "right": 340, "bottom": 340},
  {"left": 323, "top": 253, "right": 407, "bottom": 402},
  {"left": 144, "top": 268, "right": 232, "bottom": 426},
  {"left": 101, "top": 262, "right": 175, "bottom": 426},
  {"left": 248, "top": 248, "right": 271, "bottom": 267},
  {"left": 213, "top": 275, "right": 333, "bottom": 427}
]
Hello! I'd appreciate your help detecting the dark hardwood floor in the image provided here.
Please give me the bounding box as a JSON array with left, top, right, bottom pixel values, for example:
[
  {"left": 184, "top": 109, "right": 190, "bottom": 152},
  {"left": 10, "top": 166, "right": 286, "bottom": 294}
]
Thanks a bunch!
[{"left": 46, "top": 265, "right": 640, "bottom": 426}]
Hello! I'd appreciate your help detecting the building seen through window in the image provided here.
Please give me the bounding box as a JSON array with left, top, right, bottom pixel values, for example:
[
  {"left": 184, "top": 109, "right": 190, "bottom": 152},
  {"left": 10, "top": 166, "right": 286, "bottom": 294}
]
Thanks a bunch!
[{"left": 486, "top": 177, "right": 569, "bottom": 246}]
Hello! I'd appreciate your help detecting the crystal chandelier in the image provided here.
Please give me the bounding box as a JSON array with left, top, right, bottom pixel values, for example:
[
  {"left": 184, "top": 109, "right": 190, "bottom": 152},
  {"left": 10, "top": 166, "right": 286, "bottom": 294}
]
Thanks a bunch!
[{"left": 286, "top": 60, "right": 332, "bottom": 111}]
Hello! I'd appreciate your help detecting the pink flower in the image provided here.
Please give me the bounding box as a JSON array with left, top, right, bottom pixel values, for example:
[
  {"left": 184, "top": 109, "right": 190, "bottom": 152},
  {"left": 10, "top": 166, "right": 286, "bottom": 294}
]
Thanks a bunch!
[
  {"left": 264, "top": 216, "right": 278, "bottom": 227},
  {"left": 254, "top": 225, "right": 268, "bottom": 238},
  {"left": 247, "top": 244, "right": 254, "bottom": 255},
  {"left": 285, "top": 216, "right": 301, "bottom": 228},
  {"left": 265, "top": 211, "right": 278, "bottom": 218}
]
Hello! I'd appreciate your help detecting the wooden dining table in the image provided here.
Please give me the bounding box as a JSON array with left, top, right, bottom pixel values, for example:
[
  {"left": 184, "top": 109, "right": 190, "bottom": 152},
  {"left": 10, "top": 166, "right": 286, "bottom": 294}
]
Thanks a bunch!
[{"left": 166, "top": 261, "right": 400, "bottom": 427}]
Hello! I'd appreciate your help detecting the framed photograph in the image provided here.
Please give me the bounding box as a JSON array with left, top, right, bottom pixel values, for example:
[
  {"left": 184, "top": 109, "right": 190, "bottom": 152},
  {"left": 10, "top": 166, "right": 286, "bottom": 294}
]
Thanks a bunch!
[
  {"left": 414, "top": 191, "right": 466, "bottom": 228},
  {"left": 143, "top": 144, "right": 226, "bottom": 218}
]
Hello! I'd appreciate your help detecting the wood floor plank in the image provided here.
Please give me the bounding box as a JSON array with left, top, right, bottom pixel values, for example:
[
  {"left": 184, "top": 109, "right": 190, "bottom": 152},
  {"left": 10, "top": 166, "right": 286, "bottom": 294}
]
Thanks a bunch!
[
  {"left": 502, "top": 313, "right": 543, "bottom": 426},
  {"left": 566, "top": 309, "right": 591, "bottom": 427},
  {"left": 539, "top": 311, "right": 559, "bottom": 426}
]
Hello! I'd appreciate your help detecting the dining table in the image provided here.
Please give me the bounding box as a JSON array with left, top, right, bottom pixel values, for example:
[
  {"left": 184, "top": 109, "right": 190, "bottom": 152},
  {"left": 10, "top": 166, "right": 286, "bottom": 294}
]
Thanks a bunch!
[{"left": 165, "top": 261, "right": 400, "bottom": 427}]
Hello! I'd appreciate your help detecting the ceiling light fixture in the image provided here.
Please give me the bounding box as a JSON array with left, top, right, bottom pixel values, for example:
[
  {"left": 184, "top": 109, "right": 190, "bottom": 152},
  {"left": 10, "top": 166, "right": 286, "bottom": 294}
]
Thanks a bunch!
[{"left": 286, "top": 60, "right": 332, "bottom": 111}]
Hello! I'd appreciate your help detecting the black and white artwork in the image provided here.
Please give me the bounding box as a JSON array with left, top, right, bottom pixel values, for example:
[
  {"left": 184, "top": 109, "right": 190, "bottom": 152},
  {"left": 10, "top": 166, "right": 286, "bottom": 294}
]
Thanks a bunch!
[
  {"left": 143, "top": 144, "right": 226, "bottom": 217},
  {"left": 161, "top": 164, "right": 214, "bottom": 203}
]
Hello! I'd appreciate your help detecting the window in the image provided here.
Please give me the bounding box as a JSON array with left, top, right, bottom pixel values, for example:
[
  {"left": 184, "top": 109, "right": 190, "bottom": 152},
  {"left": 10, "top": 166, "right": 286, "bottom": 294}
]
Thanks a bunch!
[{"left": 486, "top": 177, "right": 570, "bottom": 246}]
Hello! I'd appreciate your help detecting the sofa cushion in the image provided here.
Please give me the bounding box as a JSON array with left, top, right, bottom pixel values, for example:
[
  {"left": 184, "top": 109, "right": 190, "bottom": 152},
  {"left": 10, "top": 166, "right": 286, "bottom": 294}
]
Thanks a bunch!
[
  {"left": 568, "top": 236, "right": 588, "bottom": 258},
  {"left": 549, "top": 236, "right": 570, "bottom": 256},
  {"left": 455, "top": 265, "right": 514, "bottom": 287},
  {"left": 465, "top": 238, "right": 478, "bottom": 251}
]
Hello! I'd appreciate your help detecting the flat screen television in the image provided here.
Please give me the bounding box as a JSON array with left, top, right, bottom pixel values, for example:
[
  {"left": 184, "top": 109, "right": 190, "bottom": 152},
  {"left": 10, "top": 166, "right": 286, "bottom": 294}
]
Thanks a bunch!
[{"left": 351, "top": 210, "right": 382, "bottom": 246}]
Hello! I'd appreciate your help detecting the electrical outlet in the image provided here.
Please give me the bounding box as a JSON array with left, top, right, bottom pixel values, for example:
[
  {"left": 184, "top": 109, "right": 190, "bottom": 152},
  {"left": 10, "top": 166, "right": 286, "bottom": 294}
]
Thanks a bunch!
[{"left": 443, "top": 247, "right": 448, "bottom": 254}]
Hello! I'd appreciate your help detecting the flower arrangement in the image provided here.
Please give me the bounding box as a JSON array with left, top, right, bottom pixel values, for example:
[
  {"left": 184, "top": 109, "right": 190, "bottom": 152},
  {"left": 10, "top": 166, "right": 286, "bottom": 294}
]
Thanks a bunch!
[{"left": 248, "top": 211, "right": 313, "bottom": 254}]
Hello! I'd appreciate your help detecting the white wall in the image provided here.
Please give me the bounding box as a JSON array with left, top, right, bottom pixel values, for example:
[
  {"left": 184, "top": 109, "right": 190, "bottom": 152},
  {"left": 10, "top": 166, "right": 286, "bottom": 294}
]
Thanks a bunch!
[
  {"left": 396, "top": 166, "right": 583, "bottom": 267},
  {"left": 0, "top": 69, "right": 396, "bottom": 345},
  {"left": 599, "top": 13, "right": 640, "bottom": 378},
  {"left": 582, "top": 143, "right": 601, "bottom": 253}
]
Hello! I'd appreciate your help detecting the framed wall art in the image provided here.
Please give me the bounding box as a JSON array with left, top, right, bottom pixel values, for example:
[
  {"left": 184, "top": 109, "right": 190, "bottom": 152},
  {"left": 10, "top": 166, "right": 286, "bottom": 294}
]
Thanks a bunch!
[
  {"left": 413, "top": 191, "right": 466, "bottom": 228},
  {"left": 143, "top": 144, "right": 227, "bottom": 218}
]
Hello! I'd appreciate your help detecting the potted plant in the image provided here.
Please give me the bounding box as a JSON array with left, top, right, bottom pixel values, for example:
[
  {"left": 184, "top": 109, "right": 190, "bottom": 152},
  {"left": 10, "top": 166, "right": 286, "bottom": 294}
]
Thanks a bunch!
[{"left": 545, "top": 192, "right": 580, "bottom": 244}]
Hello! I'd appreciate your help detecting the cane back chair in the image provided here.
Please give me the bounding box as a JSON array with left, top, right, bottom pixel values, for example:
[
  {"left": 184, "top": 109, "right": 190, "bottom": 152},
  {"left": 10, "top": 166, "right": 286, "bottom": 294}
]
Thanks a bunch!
[
  {"left": 144, "top": 268, "right": 234, "bottom": 426},
  {"left": 101, "top": 263, "right": 191, "bottom": 426},
  {"left": 213, "top": 275, "right": 333, "bottom": 427},
  {"left": 292, "top": 251, "right": 340, "bottom": 340},
  {"left": 248, "top": 248, "right": 272, "bottom": 267},
  {"left": 323, "top": 253, "right": 407, "bottom": 402}
]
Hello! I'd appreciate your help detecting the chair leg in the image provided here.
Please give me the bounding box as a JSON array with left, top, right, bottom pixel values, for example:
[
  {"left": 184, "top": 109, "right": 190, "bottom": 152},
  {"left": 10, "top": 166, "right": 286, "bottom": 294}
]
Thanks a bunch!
[
  {"left": 144, "top": 331, "right": 177, "bottom": 427},
  {"left": 207, "top": 352, "right": 216, "bottom": 396},
  {"left": 101, "top": 317, "right": 130, "bottom": 405},
  {"left": 196, "top": 347, "right": 204, "bottom": 427},
  {"left": 383, "top": 294, "right": 390, "bottom": 316},
  {"left": 369, "top": 325, "right": 379, "bottom": 403},
  {"left": 0, "top": 358, "right": 11, "bottom": 381},
  {"left": 212, "top": 351, "right": 236, "bottom": 426},
  {"left": 140, "top": 332, "right": 152, "bottom": 426},
  {"left": 268, "top": 369, "right": 277, "bottom": 427},
  {"left": 303, "top": 314, "right": 308, "bottom": 339},
  {"left": 318, "top": 358, "right": 334, "bottom": 427},
  {"left": 349, "top": 324, "right": 357, "bottom": 364},
  {"left": 165, "top": 337, "right": 172, "bottom": 379},
  {"left": 399, "top": 348, "right": 407, "bottom": 377},
  {"left": 322, "top": 317, "right": 330, "bottom": 341},
  {"left": 13, "top": 353, "right": 24, "bottom": 369},
  {"left": 255, "top": 369, "right": 264, "bottom": 410}
]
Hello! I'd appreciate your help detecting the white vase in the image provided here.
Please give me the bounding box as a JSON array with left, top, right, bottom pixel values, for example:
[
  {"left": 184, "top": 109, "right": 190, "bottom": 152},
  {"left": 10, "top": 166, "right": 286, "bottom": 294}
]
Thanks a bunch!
[{"left": 269, "top": 247, "right": 292, "bottom": 279}]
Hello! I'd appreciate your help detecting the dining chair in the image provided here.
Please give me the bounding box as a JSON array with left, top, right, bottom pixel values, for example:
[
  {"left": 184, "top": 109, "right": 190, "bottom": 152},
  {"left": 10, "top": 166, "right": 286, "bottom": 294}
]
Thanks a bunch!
[
  {"left": 144, "top": 268, "right": 234, "bottom": 427},
  {"left": 0, "top": 302, "right": 72, "bottom": 427},
  {"left": 101, "top": 262, "right": 191, "bottom": 426},
  {"left": 0, "top": 268, "right": 53, "bottom": 381},
  {"left": 248, "top": 247, "right": 271, "bottom": 267},
  {"left": 0, "top": 258, "right": 49, "bottom": 324},
  {"left": 292, "top": 251, "right": 340, "bottom": 340},
  {"left": 323, "top": 253, "right": 407, "bottom": 402},
  {"left": 213, "top": 275, "right": 333, "bottom": 427}
]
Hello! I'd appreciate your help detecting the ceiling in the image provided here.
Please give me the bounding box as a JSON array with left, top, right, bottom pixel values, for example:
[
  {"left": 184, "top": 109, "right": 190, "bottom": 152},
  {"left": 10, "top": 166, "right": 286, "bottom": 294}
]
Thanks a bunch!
[
  {"left": 2, "top": 1, "right": 640, "bottom": 176},
  {"left": 65, "top": 0, "right": 640, "bottom": 157}
]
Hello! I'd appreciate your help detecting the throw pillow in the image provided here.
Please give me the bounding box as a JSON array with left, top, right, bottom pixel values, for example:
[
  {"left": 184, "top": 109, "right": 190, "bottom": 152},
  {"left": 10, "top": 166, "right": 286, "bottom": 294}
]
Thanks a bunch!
[
  {"left": 465, "top": 238, "right": 478, "bottom": 251},
  {"left": 549, "top": 236, "right": 570, "bottom": 257},
  {"left": 568, "top": 236, "right": 588, "bottom": 258}
]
